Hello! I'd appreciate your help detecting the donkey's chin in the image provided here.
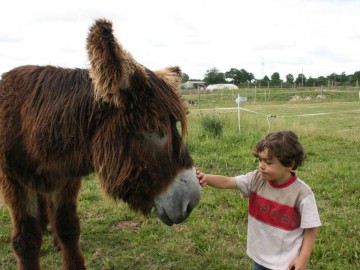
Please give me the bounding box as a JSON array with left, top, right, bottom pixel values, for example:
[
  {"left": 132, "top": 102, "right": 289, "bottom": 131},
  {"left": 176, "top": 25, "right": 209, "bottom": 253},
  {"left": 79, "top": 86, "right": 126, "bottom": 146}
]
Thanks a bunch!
[
  {"left": 154, "top": 167, "right": 201, "bottom": 226},
  {"left": 155, "top": 208, "right": 178, "bottom": 226}
]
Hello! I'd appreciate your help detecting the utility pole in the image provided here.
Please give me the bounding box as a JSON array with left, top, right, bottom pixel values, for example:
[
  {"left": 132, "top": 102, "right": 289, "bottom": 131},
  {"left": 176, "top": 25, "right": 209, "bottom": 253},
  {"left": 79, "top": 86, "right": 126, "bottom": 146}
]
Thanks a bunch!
[{"left": 301, "top": 68, "right": 304, "bottom": 88}]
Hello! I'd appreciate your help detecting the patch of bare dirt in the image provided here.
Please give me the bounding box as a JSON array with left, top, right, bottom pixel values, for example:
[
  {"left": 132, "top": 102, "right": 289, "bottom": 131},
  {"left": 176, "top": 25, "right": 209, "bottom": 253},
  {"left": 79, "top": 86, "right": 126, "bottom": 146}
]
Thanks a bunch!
[{"left": 110, "top": 220, "right": 140, "bottom": 231}]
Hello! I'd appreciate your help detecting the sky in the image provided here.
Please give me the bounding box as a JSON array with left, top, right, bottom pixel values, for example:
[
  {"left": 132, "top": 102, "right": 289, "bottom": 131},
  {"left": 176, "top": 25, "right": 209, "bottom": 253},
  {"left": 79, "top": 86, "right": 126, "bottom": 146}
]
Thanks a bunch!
[{"left": 0, "top": 0, "right": 359, "bottom": 81}]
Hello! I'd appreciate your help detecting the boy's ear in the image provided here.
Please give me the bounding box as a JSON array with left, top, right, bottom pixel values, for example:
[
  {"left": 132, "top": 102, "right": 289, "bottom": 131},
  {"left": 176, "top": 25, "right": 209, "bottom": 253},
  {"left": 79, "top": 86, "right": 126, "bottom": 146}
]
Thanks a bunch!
[{"left": 290, "top": 160, "right": 296, "bottom": 170}]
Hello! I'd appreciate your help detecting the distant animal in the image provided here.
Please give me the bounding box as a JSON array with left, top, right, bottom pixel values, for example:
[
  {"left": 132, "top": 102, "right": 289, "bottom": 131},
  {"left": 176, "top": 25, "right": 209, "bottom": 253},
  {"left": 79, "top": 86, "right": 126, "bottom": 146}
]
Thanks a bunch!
[
  {"left": 0, "top": 18, "right": 200, "bottom": 270},
  {"left": 187, "top": 99, "right": 196, "bottom": 105}
]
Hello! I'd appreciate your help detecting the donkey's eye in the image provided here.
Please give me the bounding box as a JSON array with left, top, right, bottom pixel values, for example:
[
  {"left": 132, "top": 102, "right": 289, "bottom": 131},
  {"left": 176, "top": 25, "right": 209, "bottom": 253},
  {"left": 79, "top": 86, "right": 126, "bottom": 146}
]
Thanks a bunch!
[{"left": 159, "top": 131, "right": 165, "bottom": 139}]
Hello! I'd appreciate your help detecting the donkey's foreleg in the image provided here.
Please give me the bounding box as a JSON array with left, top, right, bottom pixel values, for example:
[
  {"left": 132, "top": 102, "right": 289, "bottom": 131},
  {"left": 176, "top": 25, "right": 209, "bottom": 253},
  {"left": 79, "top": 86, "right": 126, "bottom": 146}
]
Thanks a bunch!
[
  {"left": 3, "top": 184, "right": 42, "bottom": 270},
  {"left": 49, "top": 178, "right": 85, "bottom": 270}
]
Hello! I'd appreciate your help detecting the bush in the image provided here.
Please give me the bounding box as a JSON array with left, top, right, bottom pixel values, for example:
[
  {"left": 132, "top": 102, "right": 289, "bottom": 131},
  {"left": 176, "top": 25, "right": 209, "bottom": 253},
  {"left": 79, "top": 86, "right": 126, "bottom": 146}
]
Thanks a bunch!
[{"left": 200, "top": 115, "right": 224, "bottom": 138}]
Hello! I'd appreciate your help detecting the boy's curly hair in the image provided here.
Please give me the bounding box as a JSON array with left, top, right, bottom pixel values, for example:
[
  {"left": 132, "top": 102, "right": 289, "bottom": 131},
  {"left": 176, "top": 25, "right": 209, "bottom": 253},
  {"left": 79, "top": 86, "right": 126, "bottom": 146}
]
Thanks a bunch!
[{"left": 253, "top": 130, "right": 305, "bottom": 170}]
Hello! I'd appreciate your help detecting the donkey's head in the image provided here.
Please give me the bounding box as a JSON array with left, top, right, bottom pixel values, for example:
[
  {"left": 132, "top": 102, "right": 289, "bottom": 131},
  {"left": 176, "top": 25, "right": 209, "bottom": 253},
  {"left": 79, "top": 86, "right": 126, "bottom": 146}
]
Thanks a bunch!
[{"left": 87, "top": 18, "right": 200, "bottom": 225}]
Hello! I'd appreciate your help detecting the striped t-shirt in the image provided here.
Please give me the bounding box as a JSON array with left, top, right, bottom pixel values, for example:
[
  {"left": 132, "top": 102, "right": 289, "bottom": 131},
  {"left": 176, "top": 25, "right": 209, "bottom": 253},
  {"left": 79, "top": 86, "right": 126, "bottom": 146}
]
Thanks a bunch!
[{"left": 235, "top": 170, "right": 321, "bottom": 270}]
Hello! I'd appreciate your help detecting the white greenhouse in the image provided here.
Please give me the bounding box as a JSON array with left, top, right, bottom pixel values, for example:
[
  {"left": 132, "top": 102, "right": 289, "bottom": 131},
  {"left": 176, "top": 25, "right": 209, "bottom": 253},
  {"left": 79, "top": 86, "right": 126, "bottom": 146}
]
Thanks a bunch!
[{"left": 205, "top": 84, "right": 238, "bottom": 92}]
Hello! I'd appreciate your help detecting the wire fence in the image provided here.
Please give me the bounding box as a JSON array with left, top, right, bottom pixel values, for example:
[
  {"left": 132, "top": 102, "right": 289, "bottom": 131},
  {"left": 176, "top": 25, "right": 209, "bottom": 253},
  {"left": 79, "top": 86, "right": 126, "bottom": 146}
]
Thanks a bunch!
[
  {"left": 182, "top": 87, "right": 359, "bottom": 109},
  {"left": 185, "top": 88, "right": 360, "bottom": 142}
]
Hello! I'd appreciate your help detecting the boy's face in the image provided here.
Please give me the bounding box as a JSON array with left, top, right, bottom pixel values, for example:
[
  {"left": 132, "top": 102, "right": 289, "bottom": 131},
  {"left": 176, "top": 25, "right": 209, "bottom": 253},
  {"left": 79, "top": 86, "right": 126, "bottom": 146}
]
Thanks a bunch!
[{"left": 257, "top": 148, "right": 293, "bottom": 185}]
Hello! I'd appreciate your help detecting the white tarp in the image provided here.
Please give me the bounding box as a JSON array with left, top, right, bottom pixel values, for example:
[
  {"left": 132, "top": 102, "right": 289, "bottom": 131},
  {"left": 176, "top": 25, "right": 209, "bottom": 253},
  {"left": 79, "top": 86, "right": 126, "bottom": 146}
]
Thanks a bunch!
[{"left": 206, "top": 84, "right": 238, "bottom": 92}]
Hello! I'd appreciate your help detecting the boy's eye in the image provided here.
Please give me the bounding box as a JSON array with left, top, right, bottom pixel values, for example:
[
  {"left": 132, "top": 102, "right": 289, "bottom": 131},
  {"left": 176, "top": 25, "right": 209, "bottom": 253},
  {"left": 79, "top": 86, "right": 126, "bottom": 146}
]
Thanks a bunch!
[{"left": 259, "top": 158, "right": 272, "bottom": 165}]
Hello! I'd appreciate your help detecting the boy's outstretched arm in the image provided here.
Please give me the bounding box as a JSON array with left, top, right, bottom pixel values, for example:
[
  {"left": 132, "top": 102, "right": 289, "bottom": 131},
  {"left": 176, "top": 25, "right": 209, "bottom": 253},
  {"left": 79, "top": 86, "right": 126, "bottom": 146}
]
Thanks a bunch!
[{"left": 196, "top": 169, "right": 238, "bottom": 189}]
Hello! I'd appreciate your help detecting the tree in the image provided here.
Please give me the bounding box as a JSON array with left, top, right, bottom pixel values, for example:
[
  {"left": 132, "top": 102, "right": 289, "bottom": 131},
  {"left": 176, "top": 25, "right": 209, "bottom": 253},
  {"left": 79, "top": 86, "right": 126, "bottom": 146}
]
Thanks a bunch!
[
  {"left": 285, "top": 74, "right": 294, "bottom": 85},
  {"left": 182, "top": 73, "right": 189, "bottom": 83},
  {"left": 352, "top": 71, "right": 360, "bottom": 86},
  {"left": 317, "top": 76, "right": 327, "bottom": 86},
  {"left": 295, "top": 73, "right": 306, "bottom": 87},
  {"left": 224, "top": 68, "right": 239, "bottom": 84},
  {"left": 353, "top": 71, "right": 360, "bottom": 81},
  {"left": 258, "top": 75, "right": 270, "bottom": 87},
  {"left": 339, "top": 72, "right": 347, "bottom": 84},
  {"left": 203, "top": 67, "right": 226, "bottom": 85},
  {"left": 307, "top": 76, "right": 316, "bottom": 87},
  {"left": 270, "top": 72, "right": 281, "bottom": 86},
  {"left": 242, "top": 69, "right": 255, "bottom": 83},
  {"left": 327, "top": 73, "right": 338, "bottom": 86},
  {"left": 224, "top": 68, "right": 254, "bottom": 85}
]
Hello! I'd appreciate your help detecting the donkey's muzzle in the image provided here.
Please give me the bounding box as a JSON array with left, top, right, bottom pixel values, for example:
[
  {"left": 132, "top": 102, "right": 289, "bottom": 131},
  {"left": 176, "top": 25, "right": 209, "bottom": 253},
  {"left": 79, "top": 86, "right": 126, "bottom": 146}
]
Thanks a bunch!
[{"left": 154, "top": 168, "right": 201, "bottom": 226}]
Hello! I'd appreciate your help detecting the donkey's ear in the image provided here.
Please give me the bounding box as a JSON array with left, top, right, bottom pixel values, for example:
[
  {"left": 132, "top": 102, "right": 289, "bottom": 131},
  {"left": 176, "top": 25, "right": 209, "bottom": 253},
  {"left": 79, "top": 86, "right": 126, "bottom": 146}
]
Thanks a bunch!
[
  {"left": 86, "top": 18, "right": 146, "bottom": 101},
  {"left": 154, "top": 66, "right": 183, "bottom": 90}
]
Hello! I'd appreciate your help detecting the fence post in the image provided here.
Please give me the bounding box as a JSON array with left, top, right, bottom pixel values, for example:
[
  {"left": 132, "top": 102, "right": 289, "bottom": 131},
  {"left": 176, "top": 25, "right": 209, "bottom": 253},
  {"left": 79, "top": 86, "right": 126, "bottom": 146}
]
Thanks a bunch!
[
  {"left": 254, "top": 86, "right": 257, "bottom": 105},
  {"left": 197, "top": 87, "right": 201, "bottom": 109},
  {"left": 237, "top": 94, "right": 241, "bottom": 132}
]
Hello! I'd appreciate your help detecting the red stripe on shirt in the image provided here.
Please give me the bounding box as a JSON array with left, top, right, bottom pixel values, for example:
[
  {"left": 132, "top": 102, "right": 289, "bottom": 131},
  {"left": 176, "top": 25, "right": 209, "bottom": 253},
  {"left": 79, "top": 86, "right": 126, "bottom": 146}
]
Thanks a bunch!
[{"left": 249, "top": 192, "right": 301, "bottom": 230}]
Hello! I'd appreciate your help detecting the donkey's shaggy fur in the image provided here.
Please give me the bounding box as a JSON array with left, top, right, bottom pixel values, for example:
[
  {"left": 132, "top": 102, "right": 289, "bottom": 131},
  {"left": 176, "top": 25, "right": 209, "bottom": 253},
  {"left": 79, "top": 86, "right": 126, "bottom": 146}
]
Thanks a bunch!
[{"left": 0, "top": 18, "right": 200, "bottom": 270}]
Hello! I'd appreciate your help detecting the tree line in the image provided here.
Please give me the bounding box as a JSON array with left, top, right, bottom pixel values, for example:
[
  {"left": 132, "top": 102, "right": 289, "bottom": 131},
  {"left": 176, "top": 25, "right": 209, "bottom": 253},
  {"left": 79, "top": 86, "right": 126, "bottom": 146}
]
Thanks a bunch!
[{"left": 182, "top": 67, "right": 360, "bottom": 88}]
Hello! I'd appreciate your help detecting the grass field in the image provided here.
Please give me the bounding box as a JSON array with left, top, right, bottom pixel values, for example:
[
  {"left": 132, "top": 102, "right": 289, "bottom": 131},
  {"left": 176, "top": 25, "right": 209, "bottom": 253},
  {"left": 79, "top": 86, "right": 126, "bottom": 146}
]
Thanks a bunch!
[{"left": 1, "top": 88, "right": 359, "bottom": 269}]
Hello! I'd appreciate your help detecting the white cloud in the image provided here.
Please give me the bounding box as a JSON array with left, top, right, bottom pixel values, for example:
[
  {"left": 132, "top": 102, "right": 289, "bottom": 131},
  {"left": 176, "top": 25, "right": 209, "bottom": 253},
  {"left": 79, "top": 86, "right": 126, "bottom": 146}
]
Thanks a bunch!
[{"left": 0, "top": 0, "right": 359, "bottom": 80}]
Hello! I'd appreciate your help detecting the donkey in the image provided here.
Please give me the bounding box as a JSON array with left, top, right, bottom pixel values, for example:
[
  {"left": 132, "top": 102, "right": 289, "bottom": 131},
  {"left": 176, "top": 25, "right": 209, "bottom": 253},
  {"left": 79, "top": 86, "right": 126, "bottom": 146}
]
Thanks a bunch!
[{"left": 0, "top": 18, "right": 200, "bottom": 270}]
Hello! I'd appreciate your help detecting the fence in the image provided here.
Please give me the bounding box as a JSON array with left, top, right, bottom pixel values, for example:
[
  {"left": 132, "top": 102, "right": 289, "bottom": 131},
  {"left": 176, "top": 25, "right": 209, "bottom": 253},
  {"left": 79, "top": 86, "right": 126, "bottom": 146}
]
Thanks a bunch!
[{"left": 182, "top": 87, "right": 359, "bottom": 109}]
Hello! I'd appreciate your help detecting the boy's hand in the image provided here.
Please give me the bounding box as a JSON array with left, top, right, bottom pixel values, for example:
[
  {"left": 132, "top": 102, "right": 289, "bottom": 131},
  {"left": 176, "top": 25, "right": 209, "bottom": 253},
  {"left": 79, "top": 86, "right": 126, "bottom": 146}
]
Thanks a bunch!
[
  {"left": 288, "top": 255, "right": 309, "bottom": 270},
  {"left": 196, "top": 169, "right": 207, "bottom": 187}
]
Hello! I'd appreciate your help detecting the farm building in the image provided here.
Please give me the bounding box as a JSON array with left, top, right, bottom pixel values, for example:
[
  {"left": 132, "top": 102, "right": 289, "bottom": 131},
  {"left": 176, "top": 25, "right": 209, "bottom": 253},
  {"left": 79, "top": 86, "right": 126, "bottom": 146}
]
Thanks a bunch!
[{"left": 181, "top": 81, "right": 206, "bottom": 90}]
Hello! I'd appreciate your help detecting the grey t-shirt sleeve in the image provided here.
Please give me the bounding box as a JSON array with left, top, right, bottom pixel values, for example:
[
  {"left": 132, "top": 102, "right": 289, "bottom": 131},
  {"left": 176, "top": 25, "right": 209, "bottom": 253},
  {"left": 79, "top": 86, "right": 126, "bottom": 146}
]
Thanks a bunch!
[
  {"left": 299, "top": 193, "right": 322, "bottom": 228},
  {"left": 235, "top": 170, "right": 257, "bottom": 198}
]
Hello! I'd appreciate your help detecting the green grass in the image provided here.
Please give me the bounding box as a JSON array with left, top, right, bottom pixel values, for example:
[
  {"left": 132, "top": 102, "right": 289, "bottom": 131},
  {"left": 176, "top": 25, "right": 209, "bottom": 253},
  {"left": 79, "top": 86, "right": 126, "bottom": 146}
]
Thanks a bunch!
[{"left": 1, "top": 89, "right": 359, "bottom": 269}]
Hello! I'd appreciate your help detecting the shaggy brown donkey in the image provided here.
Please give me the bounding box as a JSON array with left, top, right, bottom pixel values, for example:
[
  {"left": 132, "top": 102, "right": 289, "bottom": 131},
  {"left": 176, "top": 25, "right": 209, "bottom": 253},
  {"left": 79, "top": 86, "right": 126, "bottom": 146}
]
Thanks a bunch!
[{"left": 0, "top": 18, "right": 200, "bottom": 270}]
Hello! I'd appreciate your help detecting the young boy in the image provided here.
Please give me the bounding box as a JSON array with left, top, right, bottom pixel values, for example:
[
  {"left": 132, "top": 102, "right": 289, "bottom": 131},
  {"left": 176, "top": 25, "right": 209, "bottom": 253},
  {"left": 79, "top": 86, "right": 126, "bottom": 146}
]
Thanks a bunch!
[{"left": 197, "top": 130, "right": 321, "bottom": 270}]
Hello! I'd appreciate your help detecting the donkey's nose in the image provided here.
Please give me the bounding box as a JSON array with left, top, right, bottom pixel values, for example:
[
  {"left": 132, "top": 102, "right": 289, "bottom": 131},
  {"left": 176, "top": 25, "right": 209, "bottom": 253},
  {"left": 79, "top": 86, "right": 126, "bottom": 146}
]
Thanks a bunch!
[
  {"left": 154, "top": 168, "right": 200, "bottom": 226},
  {"left": 186, "top": 203, "right": 193, "bottom": 216}
]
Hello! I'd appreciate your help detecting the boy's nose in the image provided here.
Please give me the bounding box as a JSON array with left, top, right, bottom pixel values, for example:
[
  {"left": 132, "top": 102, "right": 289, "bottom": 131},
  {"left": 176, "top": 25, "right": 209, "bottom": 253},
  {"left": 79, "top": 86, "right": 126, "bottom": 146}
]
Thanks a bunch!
[{"left": 258, "top": 162, "right": 265, "bottom": 170}]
